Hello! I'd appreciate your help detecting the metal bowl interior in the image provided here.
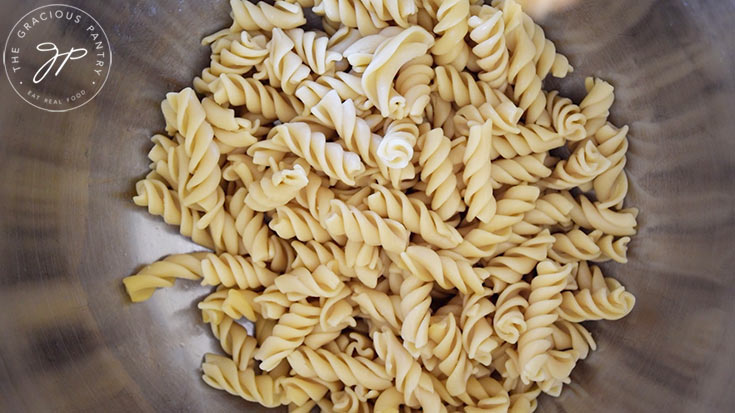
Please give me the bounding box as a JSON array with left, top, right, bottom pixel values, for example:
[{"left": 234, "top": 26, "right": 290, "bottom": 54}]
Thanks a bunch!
[{"left": 1, "top": 0, "right": 734, "bottom": 412}]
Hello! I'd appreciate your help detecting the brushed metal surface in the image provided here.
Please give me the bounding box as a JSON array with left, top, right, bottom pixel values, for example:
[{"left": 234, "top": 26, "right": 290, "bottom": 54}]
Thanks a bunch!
[{"left": 1, "top": 0, "right": 734, "bottom": 412}]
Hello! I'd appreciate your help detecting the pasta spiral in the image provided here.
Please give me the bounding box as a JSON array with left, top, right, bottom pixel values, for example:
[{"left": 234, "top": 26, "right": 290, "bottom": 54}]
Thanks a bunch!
[
  {"left": 492, "top": 123, "right": 564, "bottom": 160},
  {"left": 462, "top": 119, "right": 496, "bottom": 223},
  {"left": 491, "top": 152, "right": 553, "bottom": 187},
  {"left": 558, "top": 262, "right": 636, "bottom": 322},
  {"left": 198, "top": 291, "right": 258, "bottom": 369},
  {"left": 398, "top": 274, "right": 433, "bottom": 355},
  {"left": 366, "top": 184, "right": 463, "bottom": 249},
  {"left": 362, "top": 26, "right": 435, "bottom": 119},
  {"left": 373, "top": 330, "right": 445, "bottom": 413},
  {"left": 493, "top": 281, "right": 530, "bottom": 344},
  {"left": 261, "top": 28, "right": 312, "bottom": 95},
  {"left": 283, "top": 28, "right": 342, "bottom": 75},
  {"left": 245, "top": 163, "right": 309, "bottom": 212},
  {"left": 274, "top": 263, "right": 346, "bottom": 301},
  {"left": 123, "top": 252, "right": 207, "bottom": 302},
  {"left": 202, "top": 97, "right": 259, "bottom": 153},
  {"left": 132, "top": 178, "right": 215, "bottom": 249},
  {"left": 209, "top": 74, "right": 303, "bottom": 121},
  {"left": 417, "top": 128, "right": 465, "bottom": 220},
  {"left": 255, "top": 122, "right": 366, "bottom": 186},
  {"left": 430, "top": 0, "right": 471, "bottom": 70},
  {"left": 518, "top": 260, "right": 572, "bottom": 384},
  {"left": 394, "top": 54, "right": 434, "bottom": 123},
  {"left": 485, "top": 229, "right": 556, "bottom": 292},
  {"left": 325, "top": 199, "right": 410, "bottom": 253},
  {"left": 593, "top": 123, "right": 630, "bottom": 209},
  {"left": 208, "top": 31, "right": 268, "bottom": 76},
  {"left": 286, "top": 347, "right": 393, "bottom": 390},
  {"left": 545, "top": 90, "right": 586, "bottom": 142},
  {"left": 270, "top": 204, "right": 334, "bottom": 243},
  {"left": 461, "top": 288, "right": 501, "bottom": 365},
  {"left": 542, "top": 140, "right": 611, "bottom": 190},
  {"left": 427, "top": 314, "right": 473, "bottom": 396},
  {"left": 200, "top": 252, "right": 277, "bottom": 290},
  {"left": 468, "top": 5, "right": 509, "bottom": 89},
  {"left": 202, "top": 354, "right": 285, "bottom": 407},
  {"left": 433, "top": 65, "right": 500, "bottom": 107},
  {"left": 351, "top": 285, "right": 402, "bottom": 333},
  {"left": 579, "top": 77, "right": 615, "bottom": 136},
  {"left": 226, "top": 187, "right": 281, "bottom": 265},
  {"left": 229, "top": 0, "right": 306, "bottom": 32},
  {"left": 254, "top": 301, "right": 322, "bottom": 371},
  {"left": 312, "top": 0, "right": 388, "bottom": 36},
  {"left": 398, "top": 246, "right": 488, "bottom": 294},
  {"left": 561, "top": 191, "right": 638, "bottom": 236}
]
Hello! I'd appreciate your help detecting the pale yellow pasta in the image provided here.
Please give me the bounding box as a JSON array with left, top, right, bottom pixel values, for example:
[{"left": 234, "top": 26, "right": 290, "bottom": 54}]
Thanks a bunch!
[
  {"left": 468, "top": 5, "right": 509, "bottom": 89},
  {"left": 362, "top": 26, "right": 435, "bottom": 119},
  {"left": 128, "top": 1, "right": 640, "bottom": 409},
  {"left": 229, "top": 0, "right": 306, "bottom": 32},
  {"left": 462, "top": 119, "right": 496, "bottom": 223}
]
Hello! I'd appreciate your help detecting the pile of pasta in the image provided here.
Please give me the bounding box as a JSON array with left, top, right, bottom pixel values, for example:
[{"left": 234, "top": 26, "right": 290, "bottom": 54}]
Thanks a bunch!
[{"left": 123, "top": 0, "right": 638, "bottom": 411}]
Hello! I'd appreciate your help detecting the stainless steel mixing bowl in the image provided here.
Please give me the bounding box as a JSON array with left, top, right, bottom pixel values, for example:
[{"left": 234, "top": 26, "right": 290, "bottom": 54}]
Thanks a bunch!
[{"left": 1, "top": 0, "right": 734, "bottom": 412}]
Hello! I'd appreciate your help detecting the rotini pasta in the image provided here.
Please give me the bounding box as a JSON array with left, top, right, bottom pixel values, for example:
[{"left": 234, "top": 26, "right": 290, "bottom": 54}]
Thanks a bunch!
[{"left": 127, "top": 1, "right": 639, "bottom": 409}]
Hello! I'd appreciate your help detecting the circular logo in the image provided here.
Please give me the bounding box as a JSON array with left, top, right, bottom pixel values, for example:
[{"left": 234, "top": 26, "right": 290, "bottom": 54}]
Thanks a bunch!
[{"left": 3, "top": 4, "right": 111, "bottom": 112}]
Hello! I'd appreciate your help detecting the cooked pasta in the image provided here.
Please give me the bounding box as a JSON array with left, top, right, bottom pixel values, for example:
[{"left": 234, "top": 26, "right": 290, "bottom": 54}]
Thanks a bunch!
[{"left": 125, "top": 0, "right": 639, "bottom": 409}]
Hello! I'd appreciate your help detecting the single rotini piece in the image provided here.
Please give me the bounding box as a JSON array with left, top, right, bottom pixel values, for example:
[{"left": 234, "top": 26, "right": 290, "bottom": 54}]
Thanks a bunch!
[
  {"left": 461, "top": 288, "right": 501, "bottom": 365},
  {"left": 208, "top": 31, "right": 268, "bottom": 76},
  {"left": 429, "top": 0, "right": 470, "bottom": 69},
  {"left": 366, "top": 184, "right": 463, "bottom": 249},
  {"left": 417, "top": 128, "right": 465, "bottom": 220},
  {"left": 200, "top": 252, "right": 277, "bottom": 290},
  {"left": 433, "top": 65, "right": 499, "bottom": 108},
  {"left": 504, "top": 10, "right": 548, "bottom": 125},
  {"left": 462, "top": 119, "right": 496, "bottom": 223},
  {"left": 468, "top": 5, "right": 509, "bottom": 89},
  {"left": 245, "top": 162, "right": 309, "bottom": 212},
  {"left": 579, "top": 77, "right": 615, "bottom": 136},
  {"left": 593, "top": 123, "right": 630, "bottom": 209},
  {"left": 427, "top": 314, "right": 473, "bottom": 396},
  {"left": 558, "top": 261, "right": 636, "bottom": 322},
  {"left": 398, "top": 274, "right": 433, "bottom": 355},
  {"left": 464, "top": 376, "right": 511, "bottom": 413},
  {"left": 198, "top": 292, "right": 258, "bottom": 370},
  {"left": 548, "top": 227, "right": 603, "bottom": 263},
  {"left": 485, "top": 229, "right": 555, "bottom": 293},
  {"left": 551, "top": 320, "right": 597, "bottom": 361},
  {"left": 209, "top": 74, "right": 303, "bottom": 122},
  {"left": 518, "top": 11, "right": 573, "bottom": 80},
  {"left": 518, "top": 260, "right": 572, "bottom": 384},
  {"left": 123, "top": 252, "right": 207, "bottom": 302},
  {"left": 394, "top": 54, "right": 434, "bottom": 123},
  {"left": 306, "top": 287, "right": 357, "bottom": 348},
  {"left": 297, "top": 72, "right": 372, "bottom": 115},
  {"left": 325, "top": 199, "right": 410, "bottom": 253},
  {"left": 229, "top": 0, "right": 306, "bottom": 32},
  {"left": 491, "top": 152, "right": 553, "bottom": 187},
  {"left": 493, "top": 281, "right": 530, "bottom": 344},
  {"left": 594, "top": 232, "right": 631, "bottom": 264},
  {"left": 561, "top": 191, "right": 638, "bottom": 236},
  {"left": 312, "top": 0, "right": 388, "bottom": 36},
  {"left": 132, "top": 178, "right": 215, "bottom": 249},
  {"left": 261, "top": 28, "right": 312, "bottom": 95},
  {"left": 451, "top": 184, "right": 540, "bottom": 259},
  {"left": 454, "top": 100, "right": 524, "bottom": 138},
  {"left": 226, "top": 187, "right": 277, "bottom": 264},
  {"left": 523, "top": 192, "right": 574, "bottom": 229},
  {"left": 492, "top": 123, "right": 564, "bottom": 160},
  {"left": 254, "top": 301, "right": 322, "bottom": 371},
  {"left": 202, "top": 354, "right": 285, "bottom": 408},
  {"left": 360, "top": 0, "right": 419, "bottom": 28},
  {"left": 351, "top": 284, "right": 402, "bottom": 333},
  {"left": 397, "top": 245, "right": 488, "bottom": 294},
  {"left": 283, "top": 28, "right": 342, "bottom": 75},
  {"left": 255, "top": 122, "right": 366, "bottom": 186},
  {"left": 270, "top": 204, "right": 335, "bottom": 243},
  {"left": 161, "top": 89, "right": 223, "bottom": 214},
  {"left": 278, "top": 376, "right": 332, "bottom": 408},
  {"left": 377, "top": 119, "right": 419, "bottom": 170},
  {"left": 372, "top": 330, "right": 445, "bottom": 413},
  {"left": 201, "top": 98, "right": 259, "bottom": 153},
  {"left": 221, "top": 288, "right": 259, "bottom": 321},
  {"left": 286, "top": 346, "right": 393, "bottom": 390},
  {"left": 542, "top": 140, "right": 611, "bottom": 190},
  {"left": 362, "top": 26, "right": 435, "bottom": 119},
  {"left": 274, "top": 263, "right": 346, "bottom": 301},
  {"left": 545, "top": 90, "right": 586, "bottom": 142}
]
